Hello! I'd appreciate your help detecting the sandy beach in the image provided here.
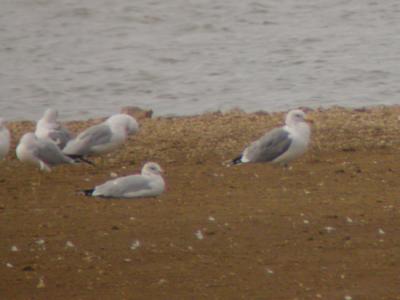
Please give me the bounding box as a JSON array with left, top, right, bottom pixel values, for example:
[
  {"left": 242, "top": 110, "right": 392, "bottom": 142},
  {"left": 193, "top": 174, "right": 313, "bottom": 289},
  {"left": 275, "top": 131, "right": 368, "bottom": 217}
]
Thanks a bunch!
[{"left": 1, "top": 106, "right": 400, "bottom": 299}]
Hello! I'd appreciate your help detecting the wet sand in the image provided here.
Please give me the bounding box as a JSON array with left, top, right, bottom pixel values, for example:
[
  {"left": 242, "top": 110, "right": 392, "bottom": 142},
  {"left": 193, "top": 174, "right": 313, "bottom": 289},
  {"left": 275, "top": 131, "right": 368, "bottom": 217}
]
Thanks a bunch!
[{"left": 1, "top": 106, "right": 400, "bottom": 299}]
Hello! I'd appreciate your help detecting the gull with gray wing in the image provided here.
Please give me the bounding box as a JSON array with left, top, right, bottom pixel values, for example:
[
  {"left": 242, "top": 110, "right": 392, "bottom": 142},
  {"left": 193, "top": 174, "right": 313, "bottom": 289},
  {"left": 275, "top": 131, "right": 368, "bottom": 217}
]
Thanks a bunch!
[
  {"left": 63, "top": 113, "right": 139, "bottom": 158},
  {"left": 16, "top": 133, "right": 79, "bottom": 171},
  {"left": 83, "top": 162, "right": 165, "bottom": 198},
  {"left": 232, "top": 109, "right": 312, "bottom": 165}
]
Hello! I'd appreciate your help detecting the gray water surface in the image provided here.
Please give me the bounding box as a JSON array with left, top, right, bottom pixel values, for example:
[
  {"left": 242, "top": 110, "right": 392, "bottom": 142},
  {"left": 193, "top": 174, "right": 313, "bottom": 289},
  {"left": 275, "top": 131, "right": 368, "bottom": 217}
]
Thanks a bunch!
[{"left": 1, "top": 0, "right": 400, "bottom": 120}]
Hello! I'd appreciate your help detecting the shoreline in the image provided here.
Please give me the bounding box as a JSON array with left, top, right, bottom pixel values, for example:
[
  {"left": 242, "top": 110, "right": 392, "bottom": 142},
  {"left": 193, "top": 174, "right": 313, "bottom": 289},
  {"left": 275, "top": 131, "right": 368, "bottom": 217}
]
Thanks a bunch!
[{"left": 5, "top": 103, "right": 400, "bottom": 123}]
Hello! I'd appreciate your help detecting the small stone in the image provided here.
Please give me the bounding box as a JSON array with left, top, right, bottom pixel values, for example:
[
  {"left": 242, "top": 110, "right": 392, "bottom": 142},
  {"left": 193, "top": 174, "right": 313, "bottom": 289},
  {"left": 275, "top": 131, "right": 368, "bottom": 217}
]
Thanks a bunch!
[
  {"left": 208, "top": 216, "right": 215, "bottom": 222},
  {"left": 6, "top": 263, "right": 13, "bottom": 268},
  {"left": 11, "top": 246, "right": 19, "bottom": 252},
  {"left": 303, "top": 220, "right": 310, "bottom": 224},
  {"left": 378, "top": 228, "right": 385, "bottom": 235},
  {"left": 22, "top": 266, "right": 34, "bottom": 272},
  {"left": 346, "top": 217, "right": 353, "bottom": 223},
  {"left": 344, "top": 296, "right": 352, "bottom": 300},
  {"left": 110, "top": 172, "right": 118, "bottom": 178}
]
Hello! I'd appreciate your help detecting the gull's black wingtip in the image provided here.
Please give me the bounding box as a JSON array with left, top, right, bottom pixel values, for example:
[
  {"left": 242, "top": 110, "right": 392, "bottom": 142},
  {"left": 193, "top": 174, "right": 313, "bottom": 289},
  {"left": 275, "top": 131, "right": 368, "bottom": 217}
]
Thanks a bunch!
[
  {"left": 231, "top": 154, "right": 243, "bottom": 165},
  {"left": 81, "top": 189, "right": 94, "bottom": 196},
  {"left": 67, "top": 154, "right": 95, "bottom": 166}
]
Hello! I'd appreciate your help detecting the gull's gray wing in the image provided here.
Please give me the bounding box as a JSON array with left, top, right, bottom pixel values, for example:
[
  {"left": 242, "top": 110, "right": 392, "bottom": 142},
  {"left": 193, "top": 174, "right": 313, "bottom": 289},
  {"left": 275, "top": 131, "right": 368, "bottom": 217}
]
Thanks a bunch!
[
  {"left": 93, "top": 175, "right": 152, "bottom": 198},
  {"left": 63, "top": 124, "right": 112, "bottom": 155},
  {"left": 244, "top": 127, "right": 292, "bottom": 162},
  {"left": 35, "top": 140, "right": 73, "bottom": 166},
  {"left": 48, "top": 126, "right": 74, "bottom": 149}
]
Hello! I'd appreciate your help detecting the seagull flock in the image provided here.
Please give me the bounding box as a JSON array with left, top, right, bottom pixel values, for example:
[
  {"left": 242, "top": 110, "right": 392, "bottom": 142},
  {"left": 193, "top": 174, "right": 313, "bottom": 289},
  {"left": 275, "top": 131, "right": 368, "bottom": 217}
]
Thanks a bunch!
[{"left": 0, "top": 108, "right": 312, "bottom": 199}]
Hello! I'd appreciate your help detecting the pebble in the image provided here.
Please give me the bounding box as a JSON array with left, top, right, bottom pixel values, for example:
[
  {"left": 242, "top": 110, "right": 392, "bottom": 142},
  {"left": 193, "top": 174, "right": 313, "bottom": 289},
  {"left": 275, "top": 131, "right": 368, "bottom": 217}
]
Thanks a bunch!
[{"left": 11, "top": 245, "right": 19, "bottom": 252}]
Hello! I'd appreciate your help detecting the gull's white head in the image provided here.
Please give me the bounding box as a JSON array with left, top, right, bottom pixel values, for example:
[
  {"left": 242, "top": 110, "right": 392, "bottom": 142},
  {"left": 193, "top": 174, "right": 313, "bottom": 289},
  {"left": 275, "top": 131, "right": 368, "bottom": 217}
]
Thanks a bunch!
[
  {"left": 107, "top": 114, "right": 139, "bottom": 135},
  {"left": 285, "top": 109, "right": 311, "bottom": 127},
  {"left": 141, "top": 162, "right": 164, "bottom": 176},
  {"left": 43, "top": 108, "right": 59, "bottom": 123}
]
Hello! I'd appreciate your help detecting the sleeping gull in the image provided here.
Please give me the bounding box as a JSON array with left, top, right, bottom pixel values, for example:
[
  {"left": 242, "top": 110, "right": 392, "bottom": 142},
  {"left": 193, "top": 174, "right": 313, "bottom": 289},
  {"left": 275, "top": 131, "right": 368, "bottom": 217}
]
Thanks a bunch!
[
  {"left": 35, "top": 108, "right": 74, "bottom": 149},
  {"left": 63, "top": 113, "right": 139, "bottom": 158},
  {"left": 0, "top": 118, "right": 10, "bottom": 159},
  {"left": 231, "top": 109, "right": 312, "bottom": 165},
  {"left": 16, "top": 133, "right": 87, "bottom": 171},
  {"left": 83, "top": 162, "right": 165, "bottom": 198}
]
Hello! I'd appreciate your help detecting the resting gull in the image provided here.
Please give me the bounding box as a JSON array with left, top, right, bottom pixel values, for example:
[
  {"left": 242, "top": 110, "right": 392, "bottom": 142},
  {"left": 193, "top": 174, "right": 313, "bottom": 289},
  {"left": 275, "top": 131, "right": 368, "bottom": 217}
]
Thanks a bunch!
[
  {"left": 63, "top": 114, "right": 139, "bottom": 158},
  {"left": 83, "top": 162, "right": 165, "bottom": 198},
  {"left": 16, "top": 133, "right": 87, "bottom": 171},
  {"left": 231, "top": 109, "right": 312, "bottom": 165},
  {"left": 0, "top": 118, "right": 10, "bottom": 159},
  {"left": 35, "top": 108, "right": 74, "bottom": 149}
]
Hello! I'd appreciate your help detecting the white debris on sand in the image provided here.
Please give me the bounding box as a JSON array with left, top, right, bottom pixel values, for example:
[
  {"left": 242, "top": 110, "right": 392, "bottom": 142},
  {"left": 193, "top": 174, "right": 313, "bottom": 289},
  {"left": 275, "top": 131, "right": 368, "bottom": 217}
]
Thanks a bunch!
[
  {"left": 36, "top": 239, "right": 45, "bottom": 245},
  {"left": 65, "top": 241, "right": 75, "bottom": 248},
  {"left": 130, "top": 240, "right": 141, "bottom": 250},
  {"left": 11, "top": 245, "right": 19, "bottom": 252},
  {"left": 378, "top": 228, "right": 385, "bottom": 235},
  {"left": 346, "top": 217, "right": 353, "bottom": 223},
  {"left": 37, "top": 277, "right": 46, "bottom": 288},
  {"left": 208, "top": 216, "right": 215, "bottom": 222},
  {"left": 324, "top": 226, "right": 336, "bottom": 233},
  {"left": 6, "top": 263, "right": 13, "bottom": 268},
  {"left": 265, "top": 267, "right": 274, "bottom": 275},
  {"left": 195, "top": 230, "right": 204, "bottom": 240},
  {"left": 35, "top": 239, "right": 46, "bottom": 250}
]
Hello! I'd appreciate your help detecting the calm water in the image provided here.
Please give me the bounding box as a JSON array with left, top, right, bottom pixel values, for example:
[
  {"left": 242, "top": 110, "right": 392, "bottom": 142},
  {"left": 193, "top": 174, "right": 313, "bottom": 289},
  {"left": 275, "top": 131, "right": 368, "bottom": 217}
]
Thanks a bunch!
[{"left": 1, "top": 0, "right": 400, "bottom": 120}]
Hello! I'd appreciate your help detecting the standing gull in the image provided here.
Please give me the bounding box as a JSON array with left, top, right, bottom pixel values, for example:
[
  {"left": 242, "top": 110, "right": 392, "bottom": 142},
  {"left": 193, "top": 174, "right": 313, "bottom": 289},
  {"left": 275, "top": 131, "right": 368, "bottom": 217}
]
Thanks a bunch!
[
  {"left": 16, "top": 133, "right": 82, "bottom": 171},
  {"left": 63, "top": 114, "right": 139, "bottom": 158},
  {"left": 83, "top": 162, "right": 165, "bottom": 198},
  {"left": 231, "top": 109, "right": 312, "bottom": 165},
  {"left": 0, "top": 118, "right": 10, "bottom": 159},
  {"left": 35, "top": 108, "right": 74, "bottom": 149}
]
